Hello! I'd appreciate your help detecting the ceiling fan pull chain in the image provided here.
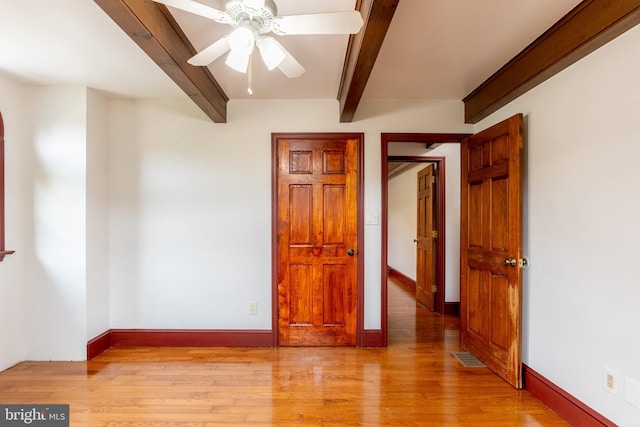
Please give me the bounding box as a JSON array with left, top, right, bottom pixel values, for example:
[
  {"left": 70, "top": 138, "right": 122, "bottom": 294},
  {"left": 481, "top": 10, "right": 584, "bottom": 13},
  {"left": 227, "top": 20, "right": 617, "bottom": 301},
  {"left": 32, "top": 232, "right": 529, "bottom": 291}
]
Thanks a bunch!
[{"left": 247, "top": 53, "right": 253, "bottom": 96}]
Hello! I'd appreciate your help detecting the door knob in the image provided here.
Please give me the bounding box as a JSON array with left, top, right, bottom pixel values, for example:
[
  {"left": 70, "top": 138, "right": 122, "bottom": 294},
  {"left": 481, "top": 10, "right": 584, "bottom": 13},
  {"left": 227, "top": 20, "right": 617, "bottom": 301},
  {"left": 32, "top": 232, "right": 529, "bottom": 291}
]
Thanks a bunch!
[
  {"left": 504, "top": 258, "right": 517, "bottom": 267},
  {"left": 413, "top": 238, "right": 419, "bottom": 243},
  {"left": 347, "top": 248, "right": 355, "bottom": 256}
]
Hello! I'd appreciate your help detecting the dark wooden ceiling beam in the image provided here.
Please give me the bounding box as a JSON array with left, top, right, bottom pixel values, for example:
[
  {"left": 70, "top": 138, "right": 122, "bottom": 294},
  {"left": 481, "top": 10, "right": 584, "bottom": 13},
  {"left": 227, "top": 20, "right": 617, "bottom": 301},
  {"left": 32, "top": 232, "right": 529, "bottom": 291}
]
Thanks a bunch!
[
  {"left": 94, "top": 0, "right": 228, "bottom": 123},
  {"left": 338, "top": 0, "right": 400, "bottom": 123},
  {"left": 463, "top": 0, "right": 640, "bottom": 124}
]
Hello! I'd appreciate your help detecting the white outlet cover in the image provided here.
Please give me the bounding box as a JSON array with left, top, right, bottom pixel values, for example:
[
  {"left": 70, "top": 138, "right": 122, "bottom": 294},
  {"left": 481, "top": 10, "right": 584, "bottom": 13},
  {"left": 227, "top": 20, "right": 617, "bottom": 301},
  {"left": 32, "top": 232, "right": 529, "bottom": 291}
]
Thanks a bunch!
[
  {"left": 604, "top": 367, "right": 619, "bottom": 395},
  {"left": 248, "top": 301, "right": 257, "bottom": 315}
]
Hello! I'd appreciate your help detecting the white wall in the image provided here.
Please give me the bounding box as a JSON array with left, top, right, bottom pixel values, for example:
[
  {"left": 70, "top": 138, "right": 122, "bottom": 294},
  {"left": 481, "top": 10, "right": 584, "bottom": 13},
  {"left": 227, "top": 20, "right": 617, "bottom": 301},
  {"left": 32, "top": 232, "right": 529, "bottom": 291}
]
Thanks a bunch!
[
  {"left": 23, "top": 87, "right": 88, "bottom": 360},
  {"left": 388, "top": 163, "right": 423, "bottom": 279},
  {"left": 86, "top": 89, "right": 110, "bottom": 340},
  {"left": 476, "top": 24, "right": 640, "bottom": 427},
  {"left": 387, "top": 143, "right": 461, "bottom": 302},
  {"left": 0, "top": 84, "right": 109, "bottom": 366},
  {"left": 107, "top": 99, "right": 469, "bottom": 331},
  {"left": 0, "top": 81, "right": 94, "bottom": 367},
  {"left": 0, "top": 74, "right": 27, "bottom": 370}
]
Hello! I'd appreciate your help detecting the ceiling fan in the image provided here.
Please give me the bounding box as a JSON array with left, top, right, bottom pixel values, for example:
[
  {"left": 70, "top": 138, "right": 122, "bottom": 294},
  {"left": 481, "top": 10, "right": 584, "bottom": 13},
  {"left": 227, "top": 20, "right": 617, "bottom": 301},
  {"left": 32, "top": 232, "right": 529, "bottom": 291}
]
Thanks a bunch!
[{"left": 153, "top": 0, "right": 364, "bottom": 78}]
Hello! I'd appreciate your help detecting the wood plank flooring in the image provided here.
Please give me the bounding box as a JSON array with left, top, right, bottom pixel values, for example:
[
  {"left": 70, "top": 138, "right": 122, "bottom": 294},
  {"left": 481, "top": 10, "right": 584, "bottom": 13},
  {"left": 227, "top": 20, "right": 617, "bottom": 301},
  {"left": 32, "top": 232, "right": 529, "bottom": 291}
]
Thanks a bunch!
[{"left": 0, "top": 279, "right": 567, "bottom": 426}]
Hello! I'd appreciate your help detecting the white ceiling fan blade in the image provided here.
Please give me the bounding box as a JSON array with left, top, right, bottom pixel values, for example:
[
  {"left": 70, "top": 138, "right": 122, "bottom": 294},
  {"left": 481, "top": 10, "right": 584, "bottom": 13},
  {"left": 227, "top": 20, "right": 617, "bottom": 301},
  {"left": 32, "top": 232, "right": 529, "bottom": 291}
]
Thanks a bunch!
[
  {"left": 274, "top": 11, "right": 363, "bottom": 35},
  {"left": 152, "top": 0, "right": 227, "bottom": 22},
  {"left": 188, "top": 35, "right": 230, "bottom": 66},
  {"left": 266, "top": 39, "right": 304, "bottom": 78},
  {"left": 278, "top": 53, "right": 305, "bottom": 78},
  {"left": 278, "top": 55, "right": 305, "bottom": 78}
]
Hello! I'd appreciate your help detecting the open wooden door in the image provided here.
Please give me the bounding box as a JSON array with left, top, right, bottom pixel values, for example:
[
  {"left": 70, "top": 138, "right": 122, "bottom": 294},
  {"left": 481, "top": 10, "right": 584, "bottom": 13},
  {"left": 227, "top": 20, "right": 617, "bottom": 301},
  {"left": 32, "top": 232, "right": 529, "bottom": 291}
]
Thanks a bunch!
[
  {"left": 274, "top": 134, "right": 361, "bottom": 346},
  {"left": 416, "top": 165, "right": 435, "bottom": 311},
  {"left": 460, "top": 114, "right": 524, "bottom": 388}
]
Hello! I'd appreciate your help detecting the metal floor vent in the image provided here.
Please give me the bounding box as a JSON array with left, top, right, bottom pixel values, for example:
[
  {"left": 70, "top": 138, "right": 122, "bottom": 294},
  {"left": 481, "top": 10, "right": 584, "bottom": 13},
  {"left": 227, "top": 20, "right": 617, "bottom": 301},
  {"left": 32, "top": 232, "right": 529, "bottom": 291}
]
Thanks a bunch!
[{"left": 452, "top": 352, "right": 486, "bottom": 367}]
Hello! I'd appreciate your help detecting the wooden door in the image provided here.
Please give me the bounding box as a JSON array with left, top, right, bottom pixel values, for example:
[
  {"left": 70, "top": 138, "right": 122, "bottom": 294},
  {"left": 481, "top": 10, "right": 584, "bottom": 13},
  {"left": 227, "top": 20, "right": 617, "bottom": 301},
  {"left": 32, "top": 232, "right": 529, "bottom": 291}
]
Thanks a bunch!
[
  {"left": 275, "top": 135, "right": 360, "bottom": 346},
  {"left": 460, "top": 114, "right": 524, "bottom": 388},
  {"left": 416, "top": 165, "right": 435, "bottom": 311}
]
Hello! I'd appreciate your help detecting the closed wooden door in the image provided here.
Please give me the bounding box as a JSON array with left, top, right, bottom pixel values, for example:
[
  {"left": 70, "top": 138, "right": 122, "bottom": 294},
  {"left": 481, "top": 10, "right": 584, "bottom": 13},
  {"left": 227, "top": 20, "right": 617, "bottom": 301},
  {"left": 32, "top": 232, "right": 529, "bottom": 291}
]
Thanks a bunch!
[
  {"left": 275, "top": 135, "right": 360, "bottom": 346},
  {"left": 416, "top": 165, "right": 435, "bottom": 311},
  {"left": 460, "top": 114, "right": 524, "bottom": 388}
]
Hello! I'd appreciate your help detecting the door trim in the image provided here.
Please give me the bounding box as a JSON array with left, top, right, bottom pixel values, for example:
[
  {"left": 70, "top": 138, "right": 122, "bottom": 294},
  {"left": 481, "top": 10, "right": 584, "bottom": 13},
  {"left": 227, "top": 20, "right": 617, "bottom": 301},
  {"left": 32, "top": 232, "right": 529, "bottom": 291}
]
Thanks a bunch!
[
  {"left": 271, "top": 133, "right": 365, "bottom": 347},
  {"left": 381, "top": 133, "right": 470, "bottom": 345}
]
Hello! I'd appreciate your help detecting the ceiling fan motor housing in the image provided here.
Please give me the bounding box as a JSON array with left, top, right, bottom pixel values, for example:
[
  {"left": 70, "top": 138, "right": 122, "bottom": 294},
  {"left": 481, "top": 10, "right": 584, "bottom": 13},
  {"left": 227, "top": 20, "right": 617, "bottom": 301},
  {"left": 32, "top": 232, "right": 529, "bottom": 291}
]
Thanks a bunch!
[{"left": 223, "top": 0, "right": 278, "bottom": 34}]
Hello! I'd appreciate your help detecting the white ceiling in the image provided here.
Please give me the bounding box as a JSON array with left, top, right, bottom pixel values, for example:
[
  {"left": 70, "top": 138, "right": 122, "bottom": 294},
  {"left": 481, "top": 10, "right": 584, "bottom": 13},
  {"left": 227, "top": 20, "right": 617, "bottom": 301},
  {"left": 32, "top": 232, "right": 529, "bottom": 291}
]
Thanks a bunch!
[
  {"left": 364, "top": 0, "right": 583, "bottom": 99},
  {"left": 0, "top": 0, "right": 582, "bottom": 105}
]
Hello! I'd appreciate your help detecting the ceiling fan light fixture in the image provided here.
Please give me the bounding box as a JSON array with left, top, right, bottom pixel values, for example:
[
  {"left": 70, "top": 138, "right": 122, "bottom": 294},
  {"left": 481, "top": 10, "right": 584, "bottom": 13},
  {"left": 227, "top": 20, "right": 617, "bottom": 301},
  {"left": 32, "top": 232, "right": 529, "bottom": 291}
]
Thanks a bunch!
[
  {"left": 155, "top": 0, "right": 358, "bottom": 84},
  {"left": 228, "top": 26, "right": 255, "bottom": 54},
  {"left": 256, "top": 36, "right": 286, "bottom": 70},
  {"left": 226, "top": 26, "right": 255, "bottom": 72},
  {"left": 225, "top": 49, "right": 251, "bottom": 73}
]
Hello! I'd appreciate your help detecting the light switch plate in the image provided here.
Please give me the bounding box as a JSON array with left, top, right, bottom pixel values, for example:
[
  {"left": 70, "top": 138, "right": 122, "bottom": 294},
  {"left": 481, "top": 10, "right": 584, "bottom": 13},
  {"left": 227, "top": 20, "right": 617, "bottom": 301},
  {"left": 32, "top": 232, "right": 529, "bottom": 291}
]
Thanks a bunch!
[
  {"left": 366, "top": 212, "right": 379, "bottom": 225},
  {"left": 625, "top": 377, "right": 640, "bottom": 408}
]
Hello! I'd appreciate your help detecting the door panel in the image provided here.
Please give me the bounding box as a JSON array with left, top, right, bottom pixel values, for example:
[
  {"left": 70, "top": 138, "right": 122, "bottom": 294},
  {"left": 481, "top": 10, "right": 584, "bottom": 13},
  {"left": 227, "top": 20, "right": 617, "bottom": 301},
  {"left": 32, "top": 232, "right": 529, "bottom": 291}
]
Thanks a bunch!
[
  {"left": 323, "top": 265, "right": 346, "bottom": 325},
  {"left": 323, "top": 185, "right": 346, "bottom": 243},
  {"left": 460, "top": 114, "right": 524, "bottom": 388},
  {"left": 276, "top": 136, "right": 360, "bottom": 346},
  {"left": 290, "top": 264, "right": 312, "bottom": 324},
  {"left": 416, "top": 165, "right": 435, "bottom": 310},
  {"left": 290, "top": 186, "right": 312, "bottom": 244}
]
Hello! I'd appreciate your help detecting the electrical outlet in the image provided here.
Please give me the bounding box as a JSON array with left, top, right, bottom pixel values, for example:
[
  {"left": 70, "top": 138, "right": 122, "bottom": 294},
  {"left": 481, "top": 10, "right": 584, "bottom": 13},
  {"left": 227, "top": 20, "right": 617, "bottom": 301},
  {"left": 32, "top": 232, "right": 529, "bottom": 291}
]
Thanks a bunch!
[
  {"left": 604, "top": 367, "right": 618, "bottom": 395},
  {"left": 248, "top": 301, "right": 257, "bottom": 315}
]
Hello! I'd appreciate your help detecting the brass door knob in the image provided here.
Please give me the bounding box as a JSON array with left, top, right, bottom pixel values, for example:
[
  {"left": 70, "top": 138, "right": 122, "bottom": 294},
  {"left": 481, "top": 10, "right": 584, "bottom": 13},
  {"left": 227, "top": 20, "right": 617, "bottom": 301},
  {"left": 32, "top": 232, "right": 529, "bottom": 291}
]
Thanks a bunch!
[{"left": 504, "top": 258, "right": 517, "bottom": 267}]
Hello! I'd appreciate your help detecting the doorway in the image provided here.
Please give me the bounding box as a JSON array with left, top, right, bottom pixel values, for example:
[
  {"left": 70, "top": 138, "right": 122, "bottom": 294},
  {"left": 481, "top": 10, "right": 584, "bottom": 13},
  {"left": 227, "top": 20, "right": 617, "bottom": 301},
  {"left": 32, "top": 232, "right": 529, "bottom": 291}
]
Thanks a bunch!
[
  {"left": 388, "top": 158, "right": 442, "bottom": 312},
  {"left": 380, "top": 133, "right": 470, "bottom": 344}
]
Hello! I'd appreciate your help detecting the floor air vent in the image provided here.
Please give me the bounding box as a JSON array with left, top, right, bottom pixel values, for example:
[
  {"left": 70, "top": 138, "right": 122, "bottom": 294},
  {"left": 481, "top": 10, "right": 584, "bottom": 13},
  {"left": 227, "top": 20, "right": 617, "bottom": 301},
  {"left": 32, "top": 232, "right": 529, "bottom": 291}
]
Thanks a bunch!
[{"left": 452, "top": 352, "right": 486, "bottom": 367}]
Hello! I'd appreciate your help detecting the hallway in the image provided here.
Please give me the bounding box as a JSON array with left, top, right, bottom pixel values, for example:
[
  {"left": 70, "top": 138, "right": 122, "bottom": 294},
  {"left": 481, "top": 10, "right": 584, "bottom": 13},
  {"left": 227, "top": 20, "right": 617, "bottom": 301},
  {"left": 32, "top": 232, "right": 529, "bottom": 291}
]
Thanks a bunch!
[{"left": 0, "top": 279, "right": 567, "bottom": 425}]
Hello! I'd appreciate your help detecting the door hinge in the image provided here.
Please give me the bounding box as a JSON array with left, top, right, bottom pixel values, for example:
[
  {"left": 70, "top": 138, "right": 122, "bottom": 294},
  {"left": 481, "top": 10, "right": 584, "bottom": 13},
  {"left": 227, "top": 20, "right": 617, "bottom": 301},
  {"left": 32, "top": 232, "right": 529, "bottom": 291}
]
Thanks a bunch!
[
  {"left": 432, "top": 284, "right": 437, "bottom": 292},
  {"left": 432, "top": 230, "right": 438, "bottom": 238}
]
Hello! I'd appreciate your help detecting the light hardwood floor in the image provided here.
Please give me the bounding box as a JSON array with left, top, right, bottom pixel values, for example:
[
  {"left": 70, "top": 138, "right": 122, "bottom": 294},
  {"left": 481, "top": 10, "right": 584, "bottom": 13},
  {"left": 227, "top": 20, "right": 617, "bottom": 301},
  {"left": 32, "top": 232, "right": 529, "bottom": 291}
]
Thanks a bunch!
[{"left": 0, "top": 279, "right": 567, "bottom": 426}]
